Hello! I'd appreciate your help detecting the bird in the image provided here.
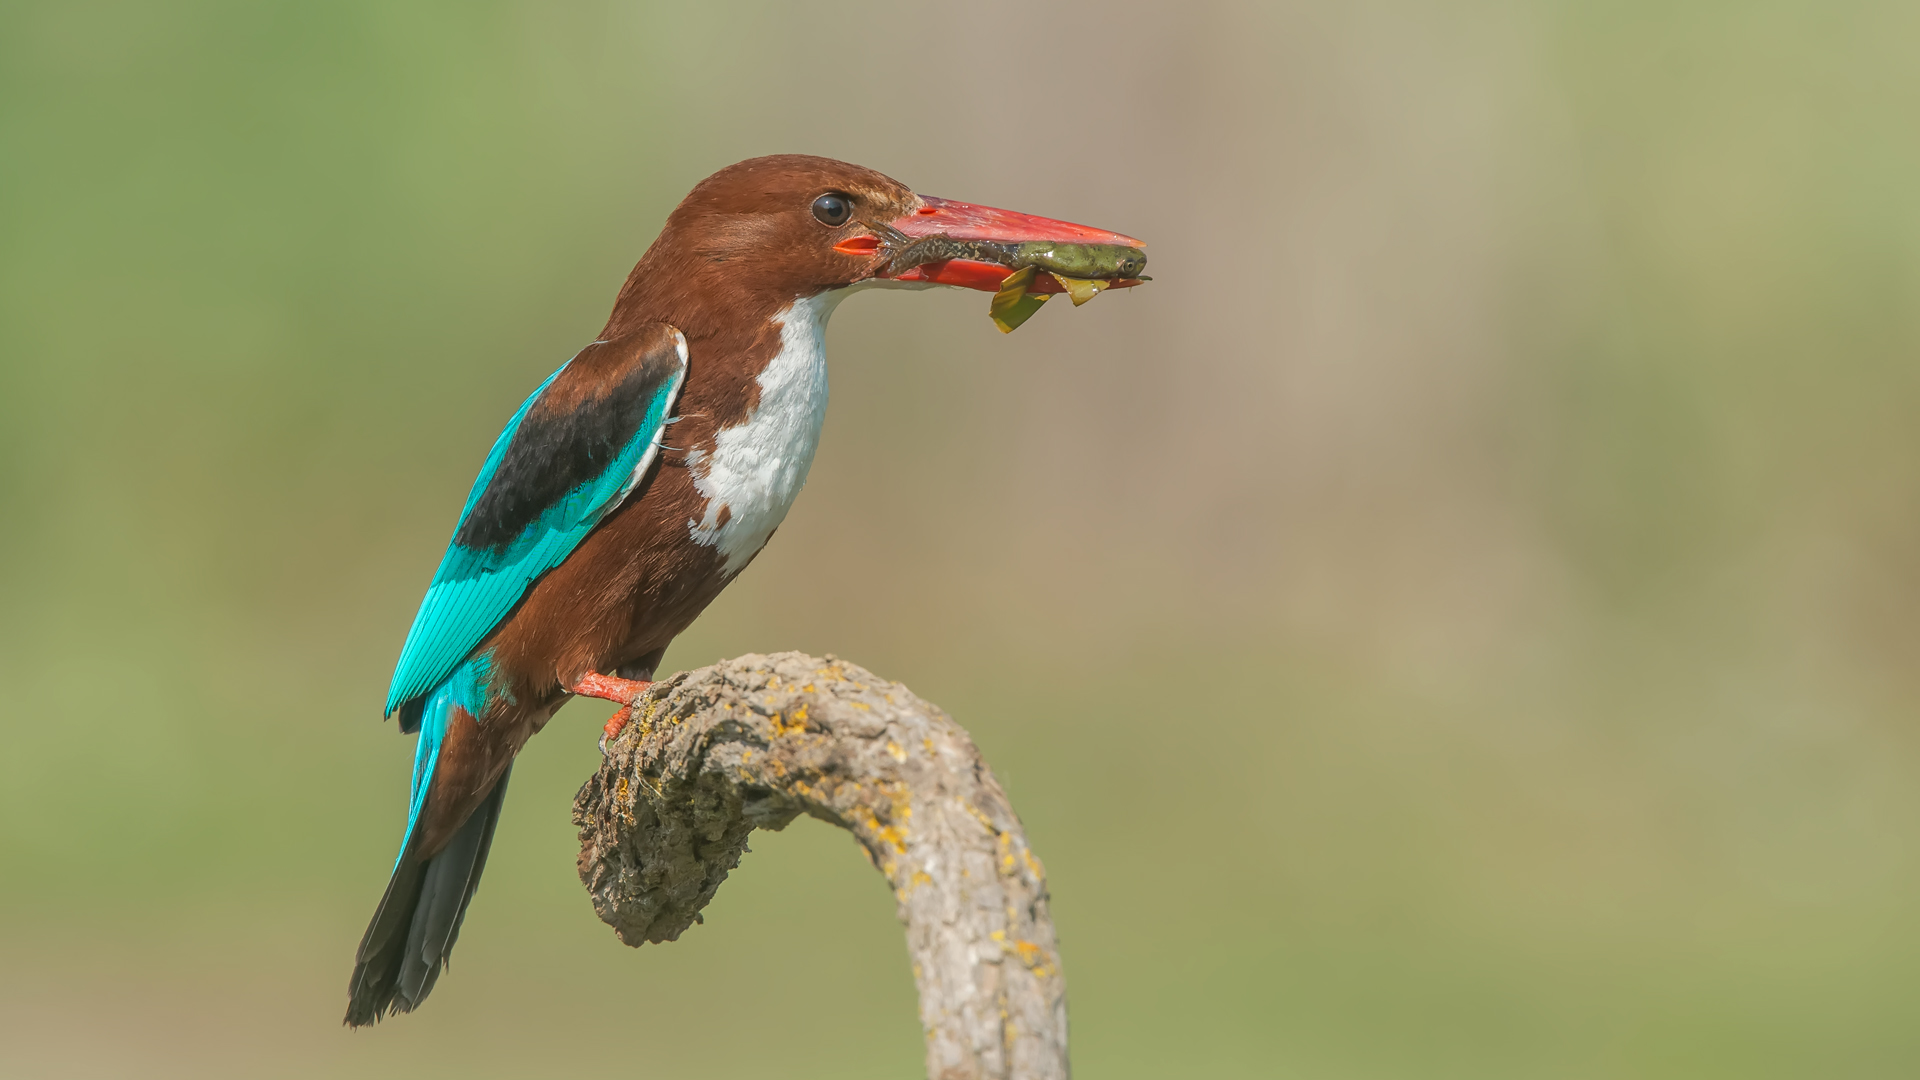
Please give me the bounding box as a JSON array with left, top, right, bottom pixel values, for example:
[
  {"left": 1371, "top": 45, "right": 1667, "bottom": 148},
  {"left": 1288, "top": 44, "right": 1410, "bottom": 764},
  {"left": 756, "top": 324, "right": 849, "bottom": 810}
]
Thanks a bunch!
[{"left": 344, "top": 154, "right": 1144, "bottom": 1026}]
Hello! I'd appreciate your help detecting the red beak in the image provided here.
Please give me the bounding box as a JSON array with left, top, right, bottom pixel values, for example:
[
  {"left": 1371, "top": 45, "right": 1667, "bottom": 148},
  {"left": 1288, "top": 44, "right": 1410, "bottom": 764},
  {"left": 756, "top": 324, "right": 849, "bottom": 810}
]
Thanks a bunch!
[{"left": 835, "top": 196, "right": 1147, "bottom": 293}]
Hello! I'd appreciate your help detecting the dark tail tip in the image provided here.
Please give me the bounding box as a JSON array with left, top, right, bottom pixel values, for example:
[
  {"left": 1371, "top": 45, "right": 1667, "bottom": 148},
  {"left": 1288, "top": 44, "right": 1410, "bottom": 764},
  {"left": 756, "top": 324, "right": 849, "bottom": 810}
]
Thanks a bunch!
[{"left": 344, "top": 769, "right": 512, "bottom": 1027}]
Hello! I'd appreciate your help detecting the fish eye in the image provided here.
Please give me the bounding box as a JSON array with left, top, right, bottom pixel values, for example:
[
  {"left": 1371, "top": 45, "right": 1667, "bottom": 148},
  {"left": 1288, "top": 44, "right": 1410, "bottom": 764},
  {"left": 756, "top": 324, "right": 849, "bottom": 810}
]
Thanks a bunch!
[{"left": 812, "top": 193, "right": 853, "bottom": 227}]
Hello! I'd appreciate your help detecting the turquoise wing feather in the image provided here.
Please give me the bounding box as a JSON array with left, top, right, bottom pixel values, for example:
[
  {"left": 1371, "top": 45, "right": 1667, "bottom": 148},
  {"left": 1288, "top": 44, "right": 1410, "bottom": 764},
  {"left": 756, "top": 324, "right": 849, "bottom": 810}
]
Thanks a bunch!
[{"left": 384, "top": 327, "right": 688, "bottom": 718}]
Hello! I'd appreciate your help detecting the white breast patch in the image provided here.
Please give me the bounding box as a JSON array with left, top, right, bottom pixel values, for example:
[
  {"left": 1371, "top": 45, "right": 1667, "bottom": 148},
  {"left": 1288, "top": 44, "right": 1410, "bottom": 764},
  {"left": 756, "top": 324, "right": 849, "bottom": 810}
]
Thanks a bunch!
[{"left": 685, "top": 291, "right": 846, "bottom": 575}]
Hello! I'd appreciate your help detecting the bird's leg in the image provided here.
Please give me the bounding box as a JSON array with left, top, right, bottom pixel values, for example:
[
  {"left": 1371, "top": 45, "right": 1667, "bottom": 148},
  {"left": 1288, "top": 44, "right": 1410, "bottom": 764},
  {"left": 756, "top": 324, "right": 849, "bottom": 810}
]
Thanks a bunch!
[{"left": 571, "top": 671, "right": 653, "bottom": 752}]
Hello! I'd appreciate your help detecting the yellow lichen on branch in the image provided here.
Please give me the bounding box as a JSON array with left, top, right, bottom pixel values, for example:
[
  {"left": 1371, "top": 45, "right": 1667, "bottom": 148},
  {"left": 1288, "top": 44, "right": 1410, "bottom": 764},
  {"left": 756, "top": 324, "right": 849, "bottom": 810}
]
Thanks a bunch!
[{"left": 573, "top": 652, "right": 1068, "bottom": 1080}]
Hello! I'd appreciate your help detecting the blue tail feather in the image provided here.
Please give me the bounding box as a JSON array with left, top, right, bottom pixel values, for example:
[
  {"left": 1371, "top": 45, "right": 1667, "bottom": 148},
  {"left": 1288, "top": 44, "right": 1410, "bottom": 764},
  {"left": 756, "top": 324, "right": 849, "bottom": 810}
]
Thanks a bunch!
[{"left": 346, "top": 661, "right": 510, "bottom": 1027}]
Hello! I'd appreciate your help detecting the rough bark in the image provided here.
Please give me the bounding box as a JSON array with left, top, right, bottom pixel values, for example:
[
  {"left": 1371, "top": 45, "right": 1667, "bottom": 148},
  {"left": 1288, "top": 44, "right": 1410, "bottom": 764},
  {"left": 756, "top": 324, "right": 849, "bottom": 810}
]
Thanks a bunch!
[{"left": 573, "top": 651, "right": 1068, "bottom": 1080}]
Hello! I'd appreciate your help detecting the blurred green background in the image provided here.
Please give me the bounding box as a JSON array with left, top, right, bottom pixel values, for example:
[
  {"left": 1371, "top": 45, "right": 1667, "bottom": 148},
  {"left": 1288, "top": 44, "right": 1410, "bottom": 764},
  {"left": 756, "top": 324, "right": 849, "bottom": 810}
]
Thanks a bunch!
[{"left": 3, "top": 1, "right": 1918, "bottom": 1076}]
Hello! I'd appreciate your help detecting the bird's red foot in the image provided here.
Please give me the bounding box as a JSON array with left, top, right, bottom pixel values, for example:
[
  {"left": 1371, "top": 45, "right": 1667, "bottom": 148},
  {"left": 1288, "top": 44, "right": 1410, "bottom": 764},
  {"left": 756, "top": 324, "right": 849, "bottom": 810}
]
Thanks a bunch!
[{"left": 571, "top": 671, "right": 652, "bottom": 753}]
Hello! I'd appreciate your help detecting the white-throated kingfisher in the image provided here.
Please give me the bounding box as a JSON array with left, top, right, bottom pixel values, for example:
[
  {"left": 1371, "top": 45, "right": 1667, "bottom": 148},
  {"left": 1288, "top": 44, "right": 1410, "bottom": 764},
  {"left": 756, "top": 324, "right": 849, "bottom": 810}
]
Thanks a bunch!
[{"left": 344, "top": 155, "right": 1145, "bottom": 1026}]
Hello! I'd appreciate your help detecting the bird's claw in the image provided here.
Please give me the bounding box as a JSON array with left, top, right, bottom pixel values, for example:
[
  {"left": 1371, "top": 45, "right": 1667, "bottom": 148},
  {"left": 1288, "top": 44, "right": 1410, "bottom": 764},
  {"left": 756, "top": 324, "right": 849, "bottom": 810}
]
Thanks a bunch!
[
  {"left": 599, "top": 705, "right": 633, "bottom": 756},
  {"left": 572, "top": 671, "right": 652, "bottom": 756}
]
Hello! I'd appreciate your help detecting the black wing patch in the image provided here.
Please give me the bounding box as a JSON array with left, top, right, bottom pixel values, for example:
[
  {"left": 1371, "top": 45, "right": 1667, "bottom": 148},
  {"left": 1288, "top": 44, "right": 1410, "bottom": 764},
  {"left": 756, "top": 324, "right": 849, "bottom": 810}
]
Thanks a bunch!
[{"left": 454, "top": 328, "right": 685, "bottom": 553}]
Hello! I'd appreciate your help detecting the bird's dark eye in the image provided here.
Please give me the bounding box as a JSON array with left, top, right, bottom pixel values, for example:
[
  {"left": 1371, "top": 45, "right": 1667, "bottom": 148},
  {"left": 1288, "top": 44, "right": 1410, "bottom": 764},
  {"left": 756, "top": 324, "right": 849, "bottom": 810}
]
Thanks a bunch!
[{"left": 812, "top": 193, "right": 852, "bottom": 227}]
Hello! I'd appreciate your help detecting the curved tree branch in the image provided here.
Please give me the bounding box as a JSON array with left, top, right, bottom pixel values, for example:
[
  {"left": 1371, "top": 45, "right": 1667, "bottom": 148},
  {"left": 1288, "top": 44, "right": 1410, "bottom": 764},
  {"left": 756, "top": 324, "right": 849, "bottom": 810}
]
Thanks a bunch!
[{"left": 573, "top": 652, "right": 1068, "bottom": 1080}]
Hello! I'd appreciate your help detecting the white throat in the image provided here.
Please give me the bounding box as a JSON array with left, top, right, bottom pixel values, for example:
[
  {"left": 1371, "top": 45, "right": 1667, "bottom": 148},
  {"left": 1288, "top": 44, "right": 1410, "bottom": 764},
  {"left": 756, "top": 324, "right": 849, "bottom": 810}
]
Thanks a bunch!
[{"left": 685, "top": 290, "right": 845, "bottom": 574}]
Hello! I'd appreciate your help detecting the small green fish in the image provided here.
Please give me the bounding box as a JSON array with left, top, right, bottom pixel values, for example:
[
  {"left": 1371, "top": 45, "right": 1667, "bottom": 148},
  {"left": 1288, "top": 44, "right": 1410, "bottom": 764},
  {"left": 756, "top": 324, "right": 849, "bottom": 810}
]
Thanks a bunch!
[
  {"left": 863, "top": 221, "right": 1147, "bottom": 332},
  {"left": 869, "top": 223, "right": 1148, "bottom": 286}
]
